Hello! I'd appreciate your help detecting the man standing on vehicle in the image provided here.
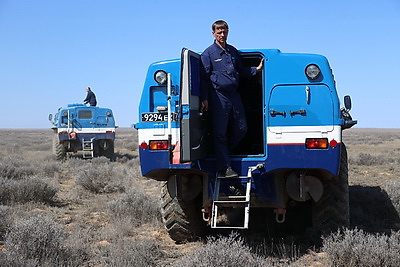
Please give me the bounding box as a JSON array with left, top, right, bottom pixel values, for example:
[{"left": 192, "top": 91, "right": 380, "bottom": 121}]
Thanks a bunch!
[
  {"left": 83, "top": 87, "right": 97, "bottom": 106},
  {"left": 200, "top": 20, "right": 263, "bottom": 178}
]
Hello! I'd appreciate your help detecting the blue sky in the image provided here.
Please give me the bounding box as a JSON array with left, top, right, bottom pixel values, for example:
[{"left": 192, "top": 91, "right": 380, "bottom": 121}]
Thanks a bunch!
[{"left": 1, "top": 0, "right": 399, "bottom": 128}]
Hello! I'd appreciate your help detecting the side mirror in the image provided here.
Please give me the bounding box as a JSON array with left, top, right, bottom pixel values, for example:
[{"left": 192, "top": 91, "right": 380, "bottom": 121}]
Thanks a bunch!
[
  {"left": 48, "top": 114, "right": 53, "bottom": 122},
  {"left": 344, "top": 95, "right": 352, "bottom": 110}
]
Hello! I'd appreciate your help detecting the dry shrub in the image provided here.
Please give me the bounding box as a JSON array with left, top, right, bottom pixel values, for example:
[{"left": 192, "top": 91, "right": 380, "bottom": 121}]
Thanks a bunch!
[
  {"left": 101, "top": 238, "right": 163, "bottom": 267},
  {"left": 0, "top": 176, "right": 58, "bottom": 205},
  {"left": 107, "top": 188, "right": 161, "bottom": 226},
  {"left": 37, "top": 160, "right": 60, "bottom": 177},
  {"left": 62, "top": 157, "right": 86, "bottom": 170},
  {"left": 350, "top": 152, "right": 385, "bottom": 166},
  {"left": 128, "top": 157, "right": 143, "bottom": 179},
  {"left": 172, "top": 233, "right": 271, "bottom": 267},
  {"left": 322, "top": 228, "right": 400, "bottom": 267},
  {"left": 114, "top": 138, "right": 137, "bottom": 152},
  {"left": 1, "top": 215, "right": 88, "bottom": 266},
  {"left": 0, "top": 157, "right": 36, "bottom": 179},
  {"left": 75, "top": 157, "right": 125, "bottom": 193},
  {"left": 0, "top": 205, "right": 11, "bottom": 239},
  {"left": 0, "top": 155, "right": 60, "bottom": 180},
  {"left": 385, "top": 181, "right": 400, "bottom": 215},
  {"left": 114, "top": 128, "right": 137, "bottom": 152},
  {"left": 251, "top": 237, "right": 301, "bottom": 264}
]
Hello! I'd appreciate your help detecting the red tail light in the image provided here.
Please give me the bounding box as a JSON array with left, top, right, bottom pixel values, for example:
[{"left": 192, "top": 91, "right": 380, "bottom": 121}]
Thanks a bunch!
[
  {"left": 69, "top": 131, "right": 77, "bottom": 139},
  {"left": 149, "top": 140, "right": 169, "bottom": 150},
  {"left": 305, "top": 138, "right": 328, "bottom": 149}
]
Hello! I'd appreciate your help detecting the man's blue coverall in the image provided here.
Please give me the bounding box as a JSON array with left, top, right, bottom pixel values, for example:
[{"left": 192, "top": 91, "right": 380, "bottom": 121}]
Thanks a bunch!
[
  {"left": 84, "top": 91, "right": 97, "bottom": 106},
  {"left": 201, "top": 42, "right": 257, "bottom": 171}
]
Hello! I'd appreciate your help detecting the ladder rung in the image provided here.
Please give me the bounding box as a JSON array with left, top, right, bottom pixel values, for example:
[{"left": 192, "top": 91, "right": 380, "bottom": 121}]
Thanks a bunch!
[
  {"left": 82, "top": 138, "right": 94, "bottom": 158},
  {"left": 212, "top": 166, "right": 256, "bottom": 229},
  {"left": 214, "top": 200, "right": 249, "bottom": 204},
  {"left": 215, "top": 176, "right": 251, "bottom": 180},
  {"left": 211, "top": 226, "right": 248, "bottom": 229},
  {"left": 219, "top": 195, "right": 247, "bottom": 199}
]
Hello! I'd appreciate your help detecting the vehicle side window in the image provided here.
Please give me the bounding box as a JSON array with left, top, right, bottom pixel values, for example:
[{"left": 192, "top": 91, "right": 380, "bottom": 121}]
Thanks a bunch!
[{"left": 78, "top": 110, "right": 92, "bottom": 119}]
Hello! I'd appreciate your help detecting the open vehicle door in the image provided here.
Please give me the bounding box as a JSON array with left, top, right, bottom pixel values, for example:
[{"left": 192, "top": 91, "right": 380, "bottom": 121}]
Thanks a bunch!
[{"left": 180, "top": 48, "right": 208, "bottom": 162}]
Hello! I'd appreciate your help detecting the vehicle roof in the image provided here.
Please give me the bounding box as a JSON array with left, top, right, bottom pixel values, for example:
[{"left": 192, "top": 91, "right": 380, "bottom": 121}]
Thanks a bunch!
[{"left": 61, "top": 104, "right": 113, "bottom": 112}]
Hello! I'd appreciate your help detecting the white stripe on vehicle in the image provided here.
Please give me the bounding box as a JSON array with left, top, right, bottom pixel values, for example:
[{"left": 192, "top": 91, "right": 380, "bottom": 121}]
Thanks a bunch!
[
  {"left": 267, "top": 125, "right": 341, "bottom": 144},
  {"left": 138, "top": 125, "right": 341, "bottom": 146},
  {"left": 58, "top": 127, "right": 115, "bottom": 133},
  {"left": 138, "top": 128, "right": 180, "bottom": 144}
]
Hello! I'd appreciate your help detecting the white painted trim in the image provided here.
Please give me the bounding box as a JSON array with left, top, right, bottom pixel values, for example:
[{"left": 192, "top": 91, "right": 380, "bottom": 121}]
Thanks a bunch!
[
  {"left": 138, "top": 128, "right": 180, "bottom": 144},
  {"left": 58, "top": 127, "right": 116, "bottom": 134},
  {"left": 138, "top": 125, "right": 342, "bottom": 146},
  {"left": 267, "top": 125, "right": 341, "bottom": 144}
]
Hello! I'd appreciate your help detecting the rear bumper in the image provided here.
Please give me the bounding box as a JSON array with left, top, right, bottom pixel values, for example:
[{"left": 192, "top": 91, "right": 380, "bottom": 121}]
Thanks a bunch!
[
  {"left": 58, "top": 132, "right": 115, "bottom": 142},
  {"left": 139, "top": 143, "right": 341, "bottom": 179}
]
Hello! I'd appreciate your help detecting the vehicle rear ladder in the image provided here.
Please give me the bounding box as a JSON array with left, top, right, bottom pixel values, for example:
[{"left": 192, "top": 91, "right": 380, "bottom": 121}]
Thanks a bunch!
[
  {"left": 82, "top": 138, "right": 94, "bottom": 159},
  {"left": 211, "top": 166, "right": 256, "bottom": 229}
]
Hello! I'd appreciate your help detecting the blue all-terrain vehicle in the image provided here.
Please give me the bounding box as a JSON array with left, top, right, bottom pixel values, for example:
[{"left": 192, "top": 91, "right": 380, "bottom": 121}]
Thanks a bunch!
[
  {"left": 135, "top": 48, "right": 357, "bottom": 242},
  {"left": 49, "top": 104, "right": 116, "bottom": 160}
]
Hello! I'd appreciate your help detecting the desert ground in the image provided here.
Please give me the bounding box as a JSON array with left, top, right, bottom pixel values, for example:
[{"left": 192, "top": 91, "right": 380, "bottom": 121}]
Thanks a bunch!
[{"left": 0, "top": 128, "right": 399, "bottom": 266}]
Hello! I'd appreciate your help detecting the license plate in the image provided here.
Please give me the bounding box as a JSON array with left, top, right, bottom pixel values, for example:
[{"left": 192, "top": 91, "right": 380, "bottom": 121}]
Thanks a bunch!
[{"left": 141, "top": 112, "right": 178, "bottom": 122}]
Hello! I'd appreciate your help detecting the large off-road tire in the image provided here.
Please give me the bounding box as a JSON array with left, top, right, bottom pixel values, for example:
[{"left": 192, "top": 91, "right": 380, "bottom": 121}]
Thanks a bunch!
[
  {"left": 160, "top": 180, "right": 206, "bottom": 243},
  {"left": 312, "top": 143, "right": 350, "bottom": 234},
  {"left": 103, "top": 140, "right": 115, "bottom": 161},
  {"left": 53, "top": 134, "right": 66, "bottom": 160},
  {"left": 95, "top": 140, "right": 115, "bottom": 161}
]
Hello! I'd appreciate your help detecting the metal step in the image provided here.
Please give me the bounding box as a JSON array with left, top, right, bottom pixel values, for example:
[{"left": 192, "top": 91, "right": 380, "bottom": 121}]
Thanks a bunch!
[
  {"left": 211, "top": 167, "right": 254, "bottom": 229},
  {"left": 82, "top": 138, "right": 94, "bottom": 159}
]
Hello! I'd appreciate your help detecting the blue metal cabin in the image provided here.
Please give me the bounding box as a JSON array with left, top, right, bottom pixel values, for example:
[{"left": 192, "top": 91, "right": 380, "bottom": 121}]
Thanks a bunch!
[
  {"left": 137, "top": 49, "right": 350, "bottom": 178},
  {"left": 54, "top": 104, "right": 116, "bottom": 141},
  {"left": 136, "top": 48, "right": 356, "bottom": 235},
  {"left": 50, "top": 104, "right": 116, "bottom": 159}
]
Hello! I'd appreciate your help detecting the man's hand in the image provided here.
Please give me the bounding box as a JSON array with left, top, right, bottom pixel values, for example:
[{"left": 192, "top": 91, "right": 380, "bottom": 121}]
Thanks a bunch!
[
  {"left": 256, "top": 58, "right": 264, "bottom": 72},
  {"left": 201, "top": 100, "right": 208, "bottom": 112}
]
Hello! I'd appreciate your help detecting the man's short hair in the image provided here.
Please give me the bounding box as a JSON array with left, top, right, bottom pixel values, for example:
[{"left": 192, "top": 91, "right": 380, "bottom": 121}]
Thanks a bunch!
[{"left": 212, "top": 20, "right": 229, "bottom": 32}]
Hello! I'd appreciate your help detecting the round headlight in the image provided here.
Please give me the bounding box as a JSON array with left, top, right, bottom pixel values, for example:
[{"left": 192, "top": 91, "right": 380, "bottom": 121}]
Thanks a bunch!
[
  {"left": 305, "top": 64, "right": 321, "bottom": 80},
  {"left": 154, "top": 70, "right": 167, "bottom": 85},
  {"left": 63, "top": 111, "right": 68, "bottom": 116},
  {"left": 106, "top": 111, "right": 111, "bottom": 116}
]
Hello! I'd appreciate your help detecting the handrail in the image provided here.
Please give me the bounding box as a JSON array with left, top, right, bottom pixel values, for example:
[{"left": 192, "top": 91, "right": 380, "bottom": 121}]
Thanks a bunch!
[{"left": 167, "top": 73, "right": 172, "bottom": 136}]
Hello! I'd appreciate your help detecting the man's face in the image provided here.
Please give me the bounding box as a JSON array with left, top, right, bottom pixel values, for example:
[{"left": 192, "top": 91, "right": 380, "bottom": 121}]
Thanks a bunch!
[{"left": 213, "top": 28, "right": 228, "bottom": 46}]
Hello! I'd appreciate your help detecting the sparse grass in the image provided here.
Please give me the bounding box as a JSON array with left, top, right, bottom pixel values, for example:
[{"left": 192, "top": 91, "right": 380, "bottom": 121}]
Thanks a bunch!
[
  {"left": 343, "top": 128, "right": 400, "bottom": 146},
  {"left": 322, "top": 228, "right": 400, "bottom": 267},
  {"left": 0, "top": 128, "right": 400, "bottom": 266}
]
